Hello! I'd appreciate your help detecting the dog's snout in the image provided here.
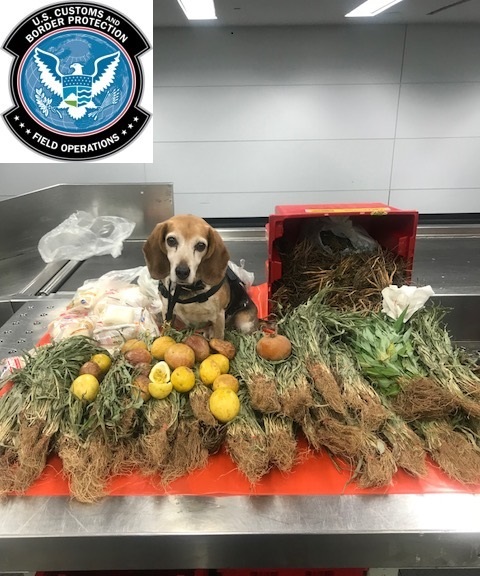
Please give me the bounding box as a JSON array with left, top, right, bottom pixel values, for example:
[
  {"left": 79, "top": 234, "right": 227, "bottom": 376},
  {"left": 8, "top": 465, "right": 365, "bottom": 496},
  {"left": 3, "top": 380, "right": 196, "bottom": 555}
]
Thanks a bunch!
[{"left": 175, "top": 264, "right": 190, "bottom": 281}]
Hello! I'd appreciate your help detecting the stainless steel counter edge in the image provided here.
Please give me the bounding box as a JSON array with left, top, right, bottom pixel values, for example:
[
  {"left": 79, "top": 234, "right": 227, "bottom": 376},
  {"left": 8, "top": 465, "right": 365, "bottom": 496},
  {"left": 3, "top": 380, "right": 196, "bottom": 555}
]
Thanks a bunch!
[{"left": 1, "top": 493, "right": 480, "bottom": 570}]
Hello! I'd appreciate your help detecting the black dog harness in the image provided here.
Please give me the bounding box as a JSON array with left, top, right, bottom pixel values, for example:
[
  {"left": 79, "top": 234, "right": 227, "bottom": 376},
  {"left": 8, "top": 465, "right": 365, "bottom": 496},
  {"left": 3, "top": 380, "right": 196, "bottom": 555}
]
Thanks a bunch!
[{"left": 158, "top": 267, "right": 250, "bottom": 323}]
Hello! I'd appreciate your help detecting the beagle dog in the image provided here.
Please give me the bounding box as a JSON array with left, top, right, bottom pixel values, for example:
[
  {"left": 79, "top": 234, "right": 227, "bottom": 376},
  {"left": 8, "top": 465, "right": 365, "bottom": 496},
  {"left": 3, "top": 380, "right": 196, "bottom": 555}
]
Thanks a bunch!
[{"left": 143, "top": 214, "right": 258, "bottom": 339}]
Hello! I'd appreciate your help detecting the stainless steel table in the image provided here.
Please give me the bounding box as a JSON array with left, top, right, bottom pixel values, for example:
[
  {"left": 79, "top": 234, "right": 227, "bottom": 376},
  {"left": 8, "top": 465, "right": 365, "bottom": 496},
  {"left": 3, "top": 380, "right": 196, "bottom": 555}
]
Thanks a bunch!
[{"left": 1, "top": 302, "right": 480, "bottom": 572}]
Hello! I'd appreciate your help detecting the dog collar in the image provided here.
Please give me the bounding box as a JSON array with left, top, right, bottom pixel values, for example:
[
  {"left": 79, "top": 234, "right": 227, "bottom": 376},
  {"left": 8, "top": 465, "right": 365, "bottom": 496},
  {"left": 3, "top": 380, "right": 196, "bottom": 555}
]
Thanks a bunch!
[{"left": 159, "top": 277, "right": 226, "bottom": 323}]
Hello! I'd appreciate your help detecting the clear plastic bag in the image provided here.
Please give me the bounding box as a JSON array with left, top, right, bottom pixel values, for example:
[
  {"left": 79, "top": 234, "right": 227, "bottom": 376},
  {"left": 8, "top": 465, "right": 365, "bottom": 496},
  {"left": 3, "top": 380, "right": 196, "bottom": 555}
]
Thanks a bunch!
[
  {"left": 301, "top": 216, "right": 378, "bottom": 254},
  {"left": 38, "top": 211, "right": 136, "bottom": 263},
  {"left": 49, "top": 266, "right": 162, "bottom": 351}
]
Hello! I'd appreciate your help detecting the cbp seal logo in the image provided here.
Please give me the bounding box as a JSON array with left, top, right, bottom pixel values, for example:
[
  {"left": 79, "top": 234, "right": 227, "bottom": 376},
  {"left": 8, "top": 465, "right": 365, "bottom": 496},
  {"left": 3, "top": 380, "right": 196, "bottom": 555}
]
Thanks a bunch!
[{"left": 3, "top": 2, "right": 150, "bottom": 160}]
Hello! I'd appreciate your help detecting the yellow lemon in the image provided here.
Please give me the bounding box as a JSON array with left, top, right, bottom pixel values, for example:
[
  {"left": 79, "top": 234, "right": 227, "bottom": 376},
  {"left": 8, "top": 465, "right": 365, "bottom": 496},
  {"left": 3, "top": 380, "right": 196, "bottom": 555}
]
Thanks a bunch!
[
  {"left": 148, "top": 379, "right": 173, "bottom": 400},
  {"left": 171, "top": 366, "right": 196, "bottom": 393},
  {"left": 150, "top": 335, "right": 176, "bottom": 360},
  {"left": 90, "top": 353, "right": 112, "bottom": 374},
  {"left": 212, "top": 373, "right": 239, "bottom": 393},
  {"left": 199, "top": 357, "right": 221, "bottom": 386},
  {"left": 209, "top": 388, "right": 240, "bottom": 423},
  {"left": 149, "top": 361, "right": 171, "bottom": 385},
  {"left": 208, "top": 353, "right": 229, "bottom": 374},
  {"left": 71, "top": 374, "right": 100, "bottom": 402}
]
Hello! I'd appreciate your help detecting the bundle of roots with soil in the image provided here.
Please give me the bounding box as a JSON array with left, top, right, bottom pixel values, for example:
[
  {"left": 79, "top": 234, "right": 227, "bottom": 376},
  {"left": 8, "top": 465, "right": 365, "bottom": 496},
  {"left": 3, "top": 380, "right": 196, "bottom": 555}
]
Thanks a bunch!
[
  {"left": 418, "top": 419, "right": 480, "bottom": 485},
  {"left": 271, "top": 231, "right": 406, "bottom": 314},
  {"left": 226, "top": 395, "right": 271, "bottom": 484},
  {"left": 57, "top": 355, "right": 143, "bottom": 502}
]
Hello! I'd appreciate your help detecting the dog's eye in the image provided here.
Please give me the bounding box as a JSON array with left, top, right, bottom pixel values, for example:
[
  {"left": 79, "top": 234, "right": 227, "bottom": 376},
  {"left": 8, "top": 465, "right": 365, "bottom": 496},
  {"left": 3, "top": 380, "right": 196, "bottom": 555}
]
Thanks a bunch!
[
  {"left": 166, "top": 236, "right": 178, "bottom": 248},
  {"left": 195, "top": 242, "right": 206, "bottom": 252}
]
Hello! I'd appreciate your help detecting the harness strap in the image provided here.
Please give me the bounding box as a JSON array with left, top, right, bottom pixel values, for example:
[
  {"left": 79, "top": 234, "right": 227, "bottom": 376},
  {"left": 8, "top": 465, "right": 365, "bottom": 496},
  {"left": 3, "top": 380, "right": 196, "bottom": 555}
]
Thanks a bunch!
[{"left": 159, "top": 277, "right": 226, "bottom": 322}]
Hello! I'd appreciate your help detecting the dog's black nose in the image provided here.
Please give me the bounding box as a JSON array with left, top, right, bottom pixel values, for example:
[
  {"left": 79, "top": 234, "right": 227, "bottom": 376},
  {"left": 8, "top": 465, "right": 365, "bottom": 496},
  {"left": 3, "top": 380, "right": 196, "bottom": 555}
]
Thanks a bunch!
[{"left": 175, "top": 264, "right": 190, "bottom": 281}]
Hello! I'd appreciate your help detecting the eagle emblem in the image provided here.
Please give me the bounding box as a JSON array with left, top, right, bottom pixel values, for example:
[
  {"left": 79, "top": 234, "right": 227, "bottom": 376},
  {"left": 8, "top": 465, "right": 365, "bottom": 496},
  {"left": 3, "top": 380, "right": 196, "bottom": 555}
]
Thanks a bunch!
[{"left": 33, "top": 48, "right": 120, "bottom": 120}]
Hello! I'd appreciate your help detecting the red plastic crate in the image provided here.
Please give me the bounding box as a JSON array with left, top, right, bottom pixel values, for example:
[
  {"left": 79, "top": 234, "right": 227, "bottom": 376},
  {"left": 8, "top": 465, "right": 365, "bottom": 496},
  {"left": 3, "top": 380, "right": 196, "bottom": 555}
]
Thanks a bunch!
[
  {"left": 218, "top": 570, "right": 367, "bottom": 576},
  {"left": 36, "top": 572, "right": 208, "bottom": 576},
  {"left": 267, "top": 202, "right": 418, "bottom": 312}
]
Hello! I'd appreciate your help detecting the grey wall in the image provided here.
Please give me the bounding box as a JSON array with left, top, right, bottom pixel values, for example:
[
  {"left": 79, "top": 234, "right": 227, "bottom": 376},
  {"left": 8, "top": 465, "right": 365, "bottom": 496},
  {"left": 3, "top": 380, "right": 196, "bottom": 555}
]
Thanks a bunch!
[{"left": 1, "top": 24, "right": 480, "bottom": 216}]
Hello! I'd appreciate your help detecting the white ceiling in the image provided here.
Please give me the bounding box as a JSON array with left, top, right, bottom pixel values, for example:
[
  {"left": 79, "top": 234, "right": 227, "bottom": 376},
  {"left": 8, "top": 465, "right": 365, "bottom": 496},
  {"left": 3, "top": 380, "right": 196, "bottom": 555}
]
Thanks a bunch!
[{"left": 153, "top": 0, "right": 480, "bottom": 26}]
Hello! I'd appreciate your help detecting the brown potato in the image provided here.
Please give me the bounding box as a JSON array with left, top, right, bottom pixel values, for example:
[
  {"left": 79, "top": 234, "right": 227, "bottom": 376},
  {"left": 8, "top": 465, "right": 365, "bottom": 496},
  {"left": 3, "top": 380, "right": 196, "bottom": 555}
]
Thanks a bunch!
[
  {"left": 184, "top": 334, "right": 211, "bottom": 363},
  {"left": 79, "top": 361, "right": 103, "bottom": 381},
  {"left": 209, "top": 338, "right": 236, "bottom": 360},
  {"left": 132, "top": 375, "right": 151, "bottom": 401},
  {"left": 135, "top": 362, "right": 152, "bottom": 377},
  {"left": 164, "top": 343, "right": 195, "bottom": 369},
  {"left": 124, "top": 348, "right": 152, "bottom": 366}
]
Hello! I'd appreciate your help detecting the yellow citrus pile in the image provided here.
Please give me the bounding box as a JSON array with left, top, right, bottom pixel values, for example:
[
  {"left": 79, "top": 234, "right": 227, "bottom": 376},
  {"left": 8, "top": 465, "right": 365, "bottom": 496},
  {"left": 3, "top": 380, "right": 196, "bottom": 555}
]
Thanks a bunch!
[{"left": 73, "top": 334, "right": 241, "bottom": 424}]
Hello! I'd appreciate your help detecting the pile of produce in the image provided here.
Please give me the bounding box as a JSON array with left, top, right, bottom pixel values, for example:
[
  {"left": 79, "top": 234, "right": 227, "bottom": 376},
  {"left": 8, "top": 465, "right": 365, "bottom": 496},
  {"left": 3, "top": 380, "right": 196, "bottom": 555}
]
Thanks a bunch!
[
  {"left": 1, "top": 290, "right": 479, "bottom": 502},
  {"left": 1, "top": 217, "right": 479, "bottom": 501}
]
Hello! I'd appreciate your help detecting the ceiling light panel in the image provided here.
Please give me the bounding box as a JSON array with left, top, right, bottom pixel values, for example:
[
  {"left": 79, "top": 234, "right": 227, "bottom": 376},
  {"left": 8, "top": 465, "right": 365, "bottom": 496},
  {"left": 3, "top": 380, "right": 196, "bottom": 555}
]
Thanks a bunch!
[
  {"left": 345, "top": 0, "right": 404, "bottom": 17},
  {"left": 177, "top": 0, "right": 217, "bottom": 20}
]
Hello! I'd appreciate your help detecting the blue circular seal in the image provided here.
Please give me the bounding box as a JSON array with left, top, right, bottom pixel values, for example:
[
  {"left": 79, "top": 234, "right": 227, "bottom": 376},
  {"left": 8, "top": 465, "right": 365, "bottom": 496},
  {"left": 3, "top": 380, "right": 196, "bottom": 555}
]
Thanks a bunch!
[{"left": 3, "top": 2, "right": 150, "bottom": 160}]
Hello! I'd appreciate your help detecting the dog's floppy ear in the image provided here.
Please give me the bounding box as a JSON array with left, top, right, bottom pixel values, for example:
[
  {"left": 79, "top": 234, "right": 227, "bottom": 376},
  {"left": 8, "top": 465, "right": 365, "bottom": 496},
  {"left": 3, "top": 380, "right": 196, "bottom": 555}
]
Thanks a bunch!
[
  {"left": 197, "top": 226, "right": 229, "bottom": 286},
  {"left": 143, "top": 221, "right": 170, "bottom": 279}
]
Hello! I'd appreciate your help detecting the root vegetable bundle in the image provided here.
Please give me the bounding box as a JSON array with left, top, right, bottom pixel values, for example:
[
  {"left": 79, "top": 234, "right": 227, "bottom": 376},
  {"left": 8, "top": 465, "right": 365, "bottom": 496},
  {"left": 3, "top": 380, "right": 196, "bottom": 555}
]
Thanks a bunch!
[
  {"left": 1, "top": 336, "right": 103, "bottom": 496},
  {"left": 1, "top": 288, "right": 480, "bottom": 500}
]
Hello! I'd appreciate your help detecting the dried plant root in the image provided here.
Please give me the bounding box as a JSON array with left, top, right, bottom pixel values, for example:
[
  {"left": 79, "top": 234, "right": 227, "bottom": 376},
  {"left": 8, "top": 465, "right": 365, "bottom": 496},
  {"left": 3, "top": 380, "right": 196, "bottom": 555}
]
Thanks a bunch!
[
  {"left": 200, "top": 422, "right": 226, "bottom": 454},
  {"left": 391, "top": 377, "right": 458, "bottom": 420},
  {"left": 307, "top": 360, "right": 346, "bottom": 416},
  {"left": 245, "top": 373, "right": 281, "bottom": 414},
  {"left": 419, "top": 420, "right": 480, "bottom": 485},
  {"left": 357, "top": 434, "right": 397, "bottom": 489},
  {"left": 138, "top": 397, "right": 179, "bottom": 475},
  {"left": 263, "top": 415, "right": 297, "bottom": 472},
  {"left": 381, "top": 418, "right": 427, "bottom": 478},
  {"left": 229, "top": 332, "right": 282, "bottom": 414},
  {"left": 226, "top": 399, "right": 270, "bottom": 484},
  {"left": 279, "top": 375, "right": 315, "bottom": 422},
  {"left": 332, "top": 347, "right": 389, "bottom": 431},
  {"left": 189, "top": 384, "right": 216, "bottom": 426},
  {"left": 58, "top": 431, "right": 113, "bottom": 503},
  {"left": 304, "top": 407, "right": 365, "bottom": 460},
  {"left": 161, "top": 415, "right": 209, "bottom": 485}
]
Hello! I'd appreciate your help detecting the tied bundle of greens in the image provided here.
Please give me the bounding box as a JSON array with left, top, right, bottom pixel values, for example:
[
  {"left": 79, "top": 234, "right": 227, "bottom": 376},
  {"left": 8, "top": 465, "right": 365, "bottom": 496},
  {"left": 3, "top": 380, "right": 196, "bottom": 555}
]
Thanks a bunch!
[
  {"left": 2, "top": 336, "right": 103, "bottom": 495},
  {"left": 58, "top": 354, "right": 144, "bottom": 503}
]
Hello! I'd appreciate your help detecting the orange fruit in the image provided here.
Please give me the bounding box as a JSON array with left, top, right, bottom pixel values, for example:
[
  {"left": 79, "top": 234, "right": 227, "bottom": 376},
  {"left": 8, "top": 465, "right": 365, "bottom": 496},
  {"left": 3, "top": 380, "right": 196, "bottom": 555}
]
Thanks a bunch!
[
  {"left": 199, "top": 357, "right": 221, "bottom": 386},
  {"left": 90, "top": 353, "right": 112, "bottom": 374},
  {"left": 71, "top": 374, "right": 99, "bottom": 402},
  {"left": 171, "top": 366, "right": 196, "bottom": 393},
  {"left": 150, "top": 336, "right": 176, "bottom": 360},
  {"left": 212, "top": 373, "right": 239, "bottom": 393},
  {"left": 208, "top": 353, "right": 229, "bottom": 374},
  {"left": 209, "top": 388, "right": 240, "bottom": 422}
]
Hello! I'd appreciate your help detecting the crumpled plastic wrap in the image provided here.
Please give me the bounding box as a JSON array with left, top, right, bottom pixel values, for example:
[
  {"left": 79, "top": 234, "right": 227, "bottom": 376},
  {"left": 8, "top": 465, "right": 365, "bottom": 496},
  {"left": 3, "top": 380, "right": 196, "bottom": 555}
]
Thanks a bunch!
[{"left": 38, "top": 211, "right": 136, "bottom": 263}]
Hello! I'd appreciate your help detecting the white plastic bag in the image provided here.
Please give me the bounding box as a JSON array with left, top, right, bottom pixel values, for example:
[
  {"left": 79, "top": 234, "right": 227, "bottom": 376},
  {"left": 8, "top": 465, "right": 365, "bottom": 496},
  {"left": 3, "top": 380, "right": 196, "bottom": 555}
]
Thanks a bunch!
[
  {"left": 38, "top": 211, "right": 136, "bottom": 263},
  {"left": 228, "top": 259, "right": 254, "bottom": 289}
]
